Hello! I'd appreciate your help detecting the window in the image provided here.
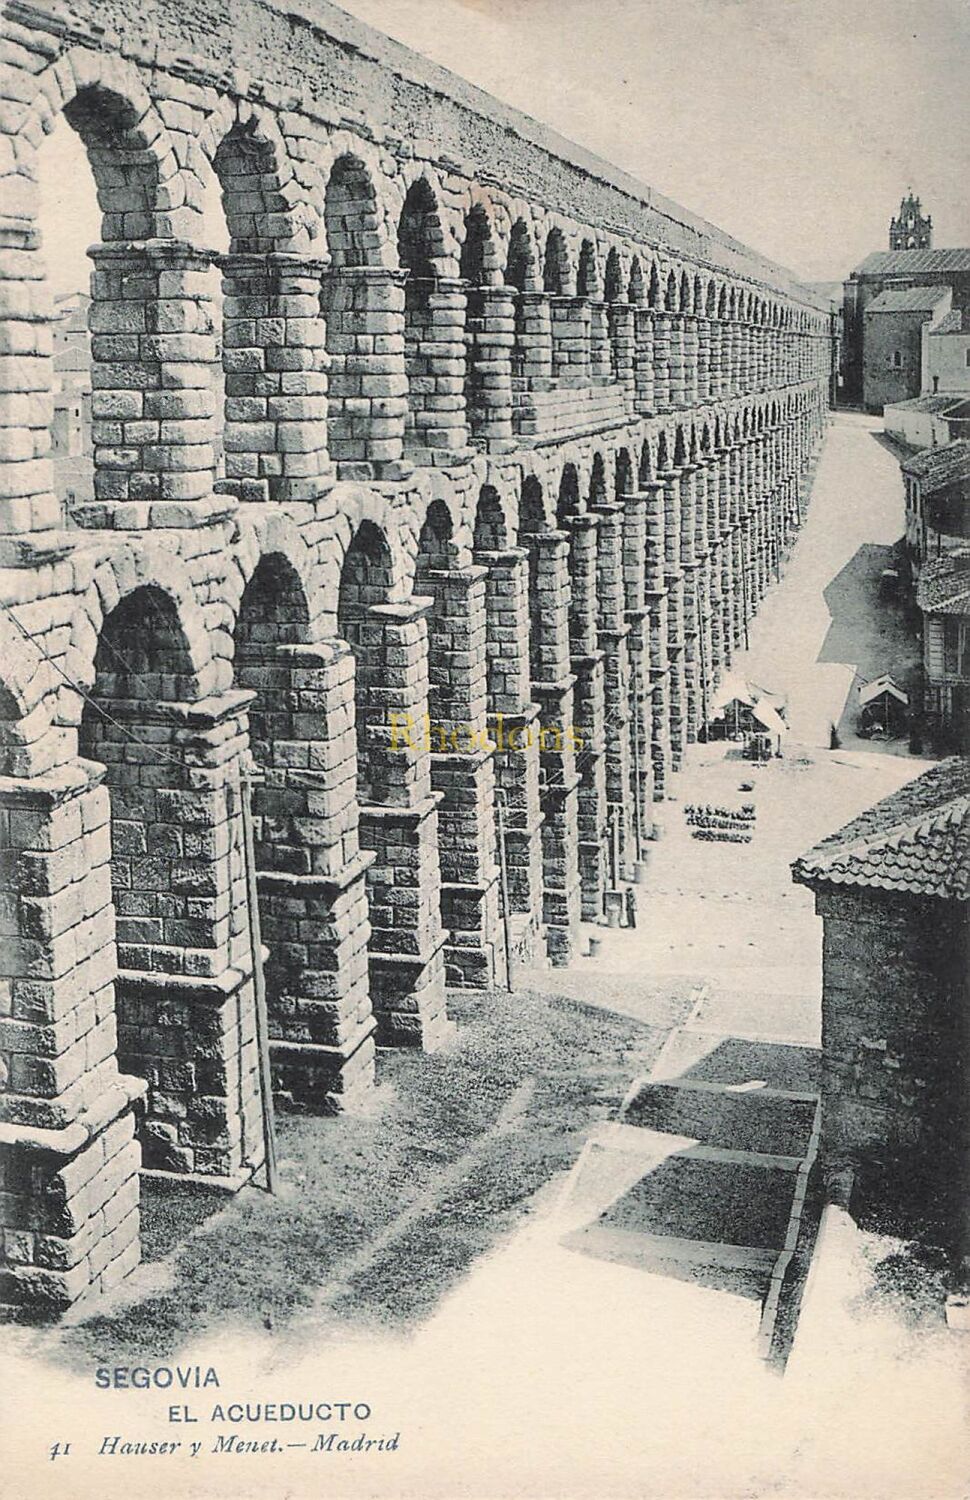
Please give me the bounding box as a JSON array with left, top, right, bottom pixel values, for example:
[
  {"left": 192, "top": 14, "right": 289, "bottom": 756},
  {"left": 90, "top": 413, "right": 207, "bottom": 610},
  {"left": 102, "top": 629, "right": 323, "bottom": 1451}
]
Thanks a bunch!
[
  {"left": 892, "top": 349, "right": 903, "bottom": 368},
  {"left": 942, "top": 618, "right": 970, "bottom": 678},
  {"left": 965, "top": 348, "right": 970, "bottom": 369}
]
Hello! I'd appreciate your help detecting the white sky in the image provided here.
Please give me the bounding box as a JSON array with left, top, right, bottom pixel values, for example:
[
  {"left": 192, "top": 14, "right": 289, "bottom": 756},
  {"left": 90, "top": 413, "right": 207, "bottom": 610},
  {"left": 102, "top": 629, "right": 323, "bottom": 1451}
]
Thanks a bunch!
[{"left": 36, "top": 0, "right": 970, "bottom": 294}]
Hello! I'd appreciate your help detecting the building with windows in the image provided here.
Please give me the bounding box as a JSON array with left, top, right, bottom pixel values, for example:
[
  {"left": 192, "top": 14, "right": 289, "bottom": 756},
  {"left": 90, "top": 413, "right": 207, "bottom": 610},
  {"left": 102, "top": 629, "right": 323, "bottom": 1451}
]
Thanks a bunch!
[
  {"left": 861, "top": 285, "right": 951, "bottom": 410},
  {"left": 899, "top": 440, "right": 970, "bottom": 746},
  {"left": 923, "top": 307, "right": 970, "bottom": 397},
  {"left": 841, "top": 199, "right": 970, "bottom": 406}
]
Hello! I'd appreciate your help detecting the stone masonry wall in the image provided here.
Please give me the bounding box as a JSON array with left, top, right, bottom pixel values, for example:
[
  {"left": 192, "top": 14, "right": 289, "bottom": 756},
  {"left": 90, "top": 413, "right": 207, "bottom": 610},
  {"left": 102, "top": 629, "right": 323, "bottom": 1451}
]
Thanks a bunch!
[{"left": 0, "top": 0, "right": 832, "bottom": 1317}]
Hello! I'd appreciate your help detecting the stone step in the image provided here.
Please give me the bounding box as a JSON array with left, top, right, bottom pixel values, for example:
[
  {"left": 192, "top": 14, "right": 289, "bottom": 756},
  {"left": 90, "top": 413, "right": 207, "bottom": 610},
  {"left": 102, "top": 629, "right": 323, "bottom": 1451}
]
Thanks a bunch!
[
  {"left": 622, "top": 1077, "right": 818, "bottom": 1158},
  {"left": 650, "top": 1030, "right": 821, "bottom": 1093},
  {"left": 561, "top": 1222, "right": 777, "bottom": 1302},
  {"left": 597, "top": 1145, "right": 799, "bottom": 1252}
]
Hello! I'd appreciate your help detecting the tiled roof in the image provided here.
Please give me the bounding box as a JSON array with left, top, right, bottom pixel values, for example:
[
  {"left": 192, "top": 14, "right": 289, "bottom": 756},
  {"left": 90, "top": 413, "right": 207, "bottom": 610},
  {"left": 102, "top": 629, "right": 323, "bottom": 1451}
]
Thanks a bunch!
[
  {"left": 929, "top": 308, "right": 967, "bottom": 335},
  {"left": 792, "top": 758, "right": 970, "bottom": 902},
  {"left": 916, "top": 550, "right": 970, "bottom": 614},
  {"left": 866, "top": 286, "right": 951, "bottom": 313},
  {"left": 900, "top": 439, "right": 970, "bottom": 489},
  {"left": 887, "top": 394, "right": 965, "bottom": 414},
  {"left": 853, "top": 248, "right": 970, "bottom": 276}
]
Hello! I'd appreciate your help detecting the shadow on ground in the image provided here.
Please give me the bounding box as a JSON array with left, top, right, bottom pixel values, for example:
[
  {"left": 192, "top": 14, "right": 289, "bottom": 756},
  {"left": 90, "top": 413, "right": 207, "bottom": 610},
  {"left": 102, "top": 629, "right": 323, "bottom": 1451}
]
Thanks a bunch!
[
  {"left": 818, "top": 541, "right": 921, "bottom": 746},
  {"left": 24, "top": 986, "right": 684, "bottom": 1373}
]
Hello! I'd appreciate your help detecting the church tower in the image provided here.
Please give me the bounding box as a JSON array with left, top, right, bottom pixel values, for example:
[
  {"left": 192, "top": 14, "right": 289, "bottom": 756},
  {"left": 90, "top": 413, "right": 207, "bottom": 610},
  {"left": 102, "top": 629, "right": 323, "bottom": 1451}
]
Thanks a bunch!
[{"left": 889, "top": 191, "right": 932, "bottom": 251}]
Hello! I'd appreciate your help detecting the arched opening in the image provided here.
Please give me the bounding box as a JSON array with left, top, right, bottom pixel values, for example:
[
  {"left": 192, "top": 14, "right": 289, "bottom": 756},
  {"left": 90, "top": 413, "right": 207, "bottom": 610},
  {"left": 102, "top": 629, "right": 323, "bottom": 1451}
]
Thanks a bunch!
[
  {"left": 519, "top": 476, "right": 547, "bottom": 685},
  {"left": 337, "top": 521, "right": 395, "bottom": 805},
  {"left": 415, "top": 499, "right": 456, "bottom": 732},
  {"left": 398, "top": 179, "right": 447, "bottom": 455},
  {"left": 629, "top": 258, "right": 645, "bottom": 307},
  {"left": 36, "top": 87, "right": 166, "bottom": 521},
  {"left": 473, "top": 484, "right": 509, "bottom": 553},
  {"left": 605, "top": 248, "right": 623, "bottom": 379},
  {"left": 460, "top": 204, "right": 491, "bottom": 444},
  {"left": 78, "top": 585, "right": 256, "bottom": 1177},
  {"left": 579, "top": 241, "right": 607, "bottom": 378},
  {"left": 323, "top": 154, "right": 388, "bottom": 468},
  {"left": 544, "top": 228, "right": 571, "bottom": 381},
  {"left": 506, "top": 219, "right": 534, "bottom": 386},
  {"left": 589, "top": 453, "right": 607, "bottom": 506},
  {"left": 615, "top": 448, "right": 633, "bottom": 501},
  {"left": 212, "top": 122, "right": 320, "bottom": 502},
  {"left": 233, "top": 554, "right": 310, "bottom": 873}
]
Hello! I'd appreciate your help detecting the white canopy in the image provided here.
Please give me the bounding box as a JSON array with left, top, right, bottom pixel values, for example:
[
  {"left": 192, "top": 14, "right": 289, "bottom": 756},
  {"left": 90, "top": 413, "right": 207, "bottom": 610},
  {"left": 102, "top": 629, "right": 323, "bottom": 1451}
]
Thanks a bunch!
[
  {"left": 710, "top": 673, "right": 789, "bottom": 737},
  {"left": 858, "top": 674, "right": 909, "bottom": 708}
]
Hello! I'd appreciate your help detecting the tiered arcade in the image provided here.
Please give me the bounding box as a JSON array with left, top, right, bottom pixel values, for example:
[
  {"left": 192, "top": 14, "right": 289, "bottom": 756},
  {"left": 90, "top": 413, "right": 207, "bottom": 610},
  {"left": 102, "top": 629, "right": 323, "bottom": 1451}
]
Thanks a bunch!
[{"left": 0, "top": 0, "right": 832, "bottom": 1316}]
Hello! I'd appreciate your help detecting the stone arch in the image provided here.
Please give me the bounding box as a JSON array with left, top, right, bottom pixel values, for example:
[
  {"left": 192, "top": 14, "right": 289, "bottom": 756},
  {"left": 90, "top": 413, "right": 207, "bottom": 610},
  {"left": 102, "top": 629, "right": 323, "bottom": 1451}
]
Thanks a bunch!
[
  {"left": 473, "top": 484, "right": 511, "bottom": 551},
  {"left": 324, "top": 152, "right": 384, "bottom": 269},
  {"left": 615, "top": 447, "right": 634, "bottom": 499},
  {"left": 557, "top": 462, "right": 582, "bottom": 523},
  {"left": 459, "top": 201, "right": 501, "bottom": 286},
  {"left": 336, "top": 517, "right": 397, "bottom": 804},
  {"left": 589, "top": 451, "right": 607, "bottom": 505},
  {"left": 63, "top": 546, "right": 213, "bottom": 719},
  {"left": 543, "top": 226, "right": 571, "bottom": 295},
  {"left": 577, "top": 240, "right": 600, "bottom": 299},
  {"left": 13, "top": 48, "right": 185, "bottom": 239},
  {"left": 398, "top": 177, "right": 452, "bottom": 452},
  {"left": 665, "top": 269, "right": 679, "bottom": 312},
  {"left": 231, "top": 511, "right": 325, "bottom": 643},
  {"left": 604, "top": 247, "right": 624, "bottom": 303},
  {"left": 506, "top": 218, "right": 538, "bottom": 292},
  {"left": 200, "top": 99, "right": 310, "bottom": 254},
  {"left": 648, "top": 262, "right": 662, "bottom": 309},
  {"left": 628, "top": 256, "right": 645, "bottom": 306},
  {"left": 398, "top": 175, "right": 449, "bottom": 277}
]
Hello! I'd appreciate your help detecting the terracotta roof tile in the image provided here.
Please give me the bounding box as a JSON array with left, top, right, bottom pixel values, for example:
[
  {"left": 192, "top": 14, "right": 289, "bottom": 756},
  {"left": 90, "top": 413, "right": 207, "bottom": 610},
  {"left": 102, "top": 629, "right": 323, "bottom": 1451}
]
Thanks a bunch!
[
  {"left": 792, "top": 757, "right": 970, "bottom": 902},
  {"left": 900, "top": 439, "right": 970, "bottom": 490},
  {"left": 866, "top": 286, "right": 951, "bottom": 313},
  {"left": 853, "top": 248, "right": 970, "bottom": 276}
]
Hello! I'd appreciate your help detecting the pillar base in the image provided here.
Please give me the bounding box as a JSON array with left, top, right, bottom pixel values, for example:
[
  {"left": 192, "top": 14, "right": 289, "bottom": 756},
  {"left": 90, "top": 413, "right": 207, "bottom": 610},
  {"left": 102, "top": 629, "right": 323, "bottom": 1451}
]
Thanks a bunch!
[{"left": 0, "top": 1077, "right": 144, "bottom": 1321}]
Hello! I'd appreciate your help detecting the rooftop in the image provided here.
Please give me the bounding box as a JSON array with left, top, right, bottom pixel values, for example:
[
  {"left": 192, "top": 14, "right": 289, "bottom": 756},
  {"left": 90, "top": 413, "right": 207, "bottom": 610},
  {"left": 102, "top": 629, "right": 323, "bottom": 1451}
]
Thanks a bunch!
[
  {"left": 886, "top": 394, "right": 966, "bottom": 414},
  {"left": 916, "top": 550, "right": 970, "bottom": 615},
  {"left": 900, "top": 439, "right": 970, "bottom": 490},
  {"left": 792, "top": 757, "right": 970, "bottom": 903},
  {"left": 865, "top": 286, "right": 951, "bottom": 313},
  {"left": 929, "top": 308, "right": 967, "bottom": 335},
  {"left": 852, "top": 248, "right": 970, "bottom": 277}
]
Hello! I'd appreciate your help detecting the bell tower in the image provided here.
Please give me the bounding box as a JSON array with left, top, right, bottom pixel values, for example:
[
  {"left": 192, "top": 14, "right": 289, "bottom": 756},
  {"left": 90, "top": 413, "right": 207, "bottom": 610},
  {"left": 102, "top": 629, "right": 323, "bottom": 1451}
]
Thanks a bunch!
[{"left": 889, "top": 191, "right": 932, "bottom": 251}]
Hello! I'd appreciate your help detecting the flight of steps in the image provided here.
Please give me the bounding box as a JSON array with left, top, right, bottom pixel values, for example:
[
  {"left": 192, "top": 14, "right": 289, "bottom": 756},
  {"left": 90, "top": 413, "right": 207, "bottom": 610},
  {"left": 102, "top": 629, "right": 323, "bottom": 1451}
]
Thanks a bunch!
[{"left": 560, "top": 1032, "right": 822, "bottom": 1359}]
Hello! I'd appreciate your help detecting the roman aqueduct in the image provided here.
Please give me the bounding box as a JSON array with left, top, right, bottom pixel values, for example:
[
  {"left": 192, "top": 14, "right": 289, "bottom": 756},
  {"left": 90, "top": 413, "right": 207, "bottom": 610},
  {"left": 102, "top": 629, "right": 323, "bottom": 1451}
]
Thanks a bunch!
[{"left": 0, "top": 0, "right": 833, "bottom": 1313}]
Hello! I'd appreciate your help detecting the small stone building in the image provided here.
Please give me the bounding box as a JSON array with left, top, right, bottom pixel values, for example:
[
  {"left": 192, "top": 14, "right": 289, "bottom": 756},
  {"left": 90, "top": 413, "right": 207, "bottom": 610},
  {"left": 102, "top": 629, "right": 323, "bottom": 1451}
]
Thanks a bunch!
[
  {"left": 792, "top": 758, "right": 970, "bottom": 1285},
  {"left": 923, "top": 307, "right": 970, "bottom": 397},
  {"left": 842, "top": 244, "right": 970, "bottom": 403},
  {"left": 861, "top": 286, "right": 950, "bottom": 411}
]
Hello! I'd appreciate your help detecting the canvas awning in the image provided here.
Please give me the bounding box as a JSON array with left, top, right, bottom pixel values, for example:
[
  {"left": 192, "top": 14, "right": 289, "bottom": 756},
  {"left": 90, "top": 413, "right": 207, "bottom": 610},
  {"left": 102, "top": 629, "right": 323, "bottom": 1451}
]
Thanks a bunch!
[
  {"left": 710, "top": 673, "right": 789, "bottom": 736},
  {"left": 858, "top": 674, "right": 909, "bottom": 709}
]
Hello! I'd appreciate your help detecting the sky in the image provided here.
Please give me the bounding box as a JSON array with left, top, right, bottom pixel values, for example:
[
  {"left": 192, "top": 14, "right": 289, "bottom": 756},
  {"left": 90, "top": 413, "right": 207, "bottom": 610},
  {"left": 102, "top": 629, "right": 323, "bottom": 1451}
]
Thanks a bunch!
[{"left": 37, "top": 0, "right": 970, "bottom": 294}]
